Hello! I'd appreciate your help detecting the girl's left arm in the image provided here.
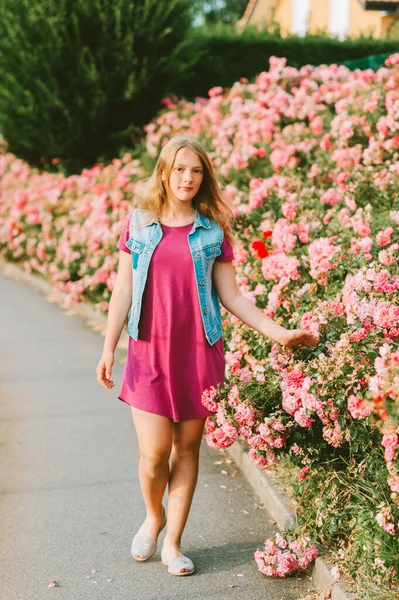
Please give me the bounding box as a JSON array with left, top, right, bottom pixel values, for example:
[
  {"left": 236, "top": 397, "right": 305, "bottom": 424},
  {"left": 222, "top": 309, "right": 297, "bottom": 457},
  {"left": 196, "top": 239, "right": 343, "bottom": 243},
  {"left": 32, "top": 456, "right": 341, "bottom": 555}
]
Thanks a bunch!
[{"left": 212, "top": 261, "right": 319, "bottom": 348}]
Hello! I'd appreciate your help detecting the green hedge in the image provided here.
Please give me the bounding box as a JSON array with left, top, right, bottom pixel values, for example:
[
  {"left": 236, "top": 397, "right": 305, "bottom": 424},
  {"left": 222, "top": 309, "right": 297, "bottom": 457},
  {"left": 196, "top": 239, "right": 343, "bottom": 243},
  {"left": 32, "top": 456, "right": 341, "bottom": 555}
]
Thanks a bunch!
[
  {"left": 169, "top": 26, "right": 399, "bottom": 99},
  {"left": 0, "top": 0, "right": 193, "bottom": 174}
]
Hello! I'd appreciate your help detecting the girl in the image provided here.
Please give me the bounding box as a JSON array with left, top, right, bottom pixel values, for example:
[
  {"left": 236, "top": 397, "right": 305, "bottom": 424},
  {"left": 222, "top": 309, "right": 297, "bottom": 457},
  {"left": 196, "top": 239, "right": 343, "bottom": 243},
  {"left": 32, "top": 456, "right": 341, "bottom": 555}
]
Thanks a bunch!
[{"left": 96, "top": 135, "right": 318, "bottom": 577}]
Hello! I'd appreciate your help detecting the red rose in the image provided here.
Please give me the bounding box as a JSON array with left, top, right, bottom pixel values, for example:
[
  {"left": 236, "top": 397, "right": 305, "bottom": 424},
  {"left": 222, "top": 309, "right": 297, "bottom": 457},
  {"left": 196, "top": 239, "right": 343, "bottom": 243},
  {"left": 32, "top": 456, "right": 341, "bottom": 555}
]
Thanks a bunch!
[{"left": 251, "top": 240, "right": 269, "bottom": 258}]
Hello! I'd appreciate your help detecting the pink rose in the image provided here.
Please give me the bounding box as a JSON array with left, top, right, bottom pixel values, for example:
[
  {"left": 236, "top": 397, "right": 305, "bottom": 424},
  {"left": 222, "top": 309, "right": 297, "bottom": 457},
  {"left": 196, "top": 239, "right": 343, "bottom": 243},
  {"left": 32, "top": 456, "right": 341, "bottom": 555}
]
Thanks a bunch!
[
  {"left": 249, "top": 448, "right": 268, "bottom": 468},
  {"left": 201, "top": 386, "right": 219, "bottom": 412},
  {"left": 208, "top": 86, "right": 223, "bottom": 97},
  {"left": 388, "top": 475, "right": 399, "bottom": 492},
  {"left": 347, "top": 395, "right": 371, "bottom": 419},
  {"left": 276, "top": 553, "right": 298, "bottom": 577},
  {"left": 294, "top": 408, "right": 314, "bottom": 428},
  {"left": 299, "top": 467, "right": 311, "bottom": 480},
  {"left": 376, "top": 227, "right": 394, "bottom": 247},
  {"left": 205, "top": 424, "right": 238, "bottom": 449},
  {"left": 275, "top": 533, "right": 287, "bottom": 549},
  {"left": 95, "top": 268, "right": 109, "bottom": 284}
]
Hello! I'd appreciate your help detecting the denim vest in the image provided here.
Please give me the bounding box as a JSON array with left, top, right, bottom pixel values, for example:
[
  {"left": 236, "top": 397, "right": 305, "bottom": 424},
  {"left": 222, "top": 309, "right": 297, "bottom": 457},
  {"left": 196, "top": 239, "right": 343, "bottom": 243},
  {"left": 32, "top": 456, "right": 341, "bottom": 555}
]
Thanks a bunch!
[{"left": 125, "top": 208, "right": 224, "bottom": 345}]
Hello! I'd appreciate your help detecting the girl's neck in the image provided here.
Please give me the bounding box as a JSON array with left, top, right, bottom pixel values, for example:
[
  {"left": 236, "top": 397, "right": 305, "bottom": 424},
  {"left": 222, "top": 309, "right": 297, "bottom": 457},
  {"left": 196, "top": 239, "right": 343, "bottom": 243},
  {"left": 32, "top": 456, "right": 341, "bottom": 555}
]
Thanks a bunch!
[{"left": 160, "top": 205, "right": 196, "bottom": 225}]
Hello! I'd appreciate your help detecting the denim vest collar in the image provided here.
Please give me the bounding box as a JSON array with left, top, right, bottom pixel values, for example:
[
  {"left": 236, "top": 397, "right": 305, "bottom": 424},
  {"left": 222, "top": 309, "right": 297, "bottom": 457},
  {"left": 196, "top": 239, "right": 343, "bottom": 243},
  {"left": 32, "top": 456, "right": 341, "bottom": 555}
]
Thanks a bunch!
[{"left": 193, "top": 208, "right": 211, "bottom": 230}]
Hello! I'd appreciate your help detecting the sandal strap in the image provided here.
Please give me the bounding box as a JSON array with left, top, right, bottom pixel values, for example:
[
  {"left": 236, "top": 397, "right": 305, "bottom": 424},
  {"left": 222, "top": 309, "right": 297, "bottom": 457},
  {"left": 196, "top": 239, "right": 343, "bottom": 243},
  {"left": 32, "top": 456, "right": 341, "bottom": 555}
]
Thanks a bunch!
[
  {"left": 168, "top": 555, "right": 194, "bottom": 574},
  {"left": 131, "top": 534, "right": 156, "bottom": 557}
]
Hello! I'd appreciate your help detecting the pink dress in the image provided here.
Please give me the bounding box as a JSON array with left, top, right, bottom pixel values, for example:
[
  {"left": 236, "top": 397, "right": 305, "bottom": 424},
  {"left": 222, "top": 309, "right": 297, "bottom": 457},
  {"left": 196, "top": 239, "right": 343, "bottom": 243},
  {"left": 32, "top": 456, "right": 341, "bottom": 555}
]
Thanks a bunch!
[{"left": 116, "top": 214, "right": 235, "bottom": 422}]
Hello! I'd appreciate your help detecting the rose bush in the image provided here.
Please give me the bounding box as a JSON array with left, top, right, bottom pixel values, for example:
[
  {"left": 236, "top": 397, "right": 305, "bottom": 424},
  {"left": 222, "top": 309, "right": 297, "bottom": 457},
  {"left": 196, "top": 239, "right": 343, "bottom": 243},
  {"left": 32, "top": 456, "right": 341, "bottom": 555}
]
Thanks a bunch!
[{"left": 2, "top": 54, "right": 399, "bottom": 594}]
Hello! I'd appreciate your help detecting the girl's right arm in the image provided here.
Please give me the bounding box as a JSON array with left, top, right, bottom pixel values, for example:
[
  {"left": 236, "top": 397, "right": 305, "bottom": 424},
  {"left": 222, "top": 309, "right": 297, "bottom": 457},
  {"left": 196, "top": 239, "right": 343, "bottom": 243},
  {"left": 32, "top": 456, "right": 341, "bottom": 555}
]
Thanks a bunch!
[{"left": 96, "top": 250, "right": 132, "bottom": 389}]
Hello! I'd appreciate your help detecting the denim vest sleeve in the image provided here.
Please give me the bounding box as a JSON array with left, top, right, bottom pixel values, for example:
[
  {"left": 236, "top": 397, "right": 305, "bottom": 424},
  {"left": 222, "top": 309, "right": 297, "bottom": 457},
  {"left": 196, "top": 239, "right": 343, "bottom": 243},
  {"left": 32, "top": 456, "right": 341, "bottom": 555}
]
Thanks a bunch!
[
  {"left": 187, "top": 219, "right": 224, "bottom": 345},
  {"left": 125, "top": 209, "right": 161, "bottom": 341}
]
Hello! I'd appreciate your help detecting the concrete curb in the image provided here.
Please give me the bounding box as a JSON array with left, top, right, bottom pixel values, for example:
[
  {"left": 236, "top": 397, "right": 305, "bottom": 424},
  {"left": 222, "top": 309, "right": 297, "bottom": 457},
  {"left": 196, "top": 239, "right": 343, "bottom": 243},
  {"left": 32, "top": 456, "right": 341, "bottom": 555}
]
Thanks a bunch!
[
  {"left": 227, "top": 439, "right": 358, "bottom": 600},
  {"left": 0, "top": 258, "right": 357, "bottom": 599}
]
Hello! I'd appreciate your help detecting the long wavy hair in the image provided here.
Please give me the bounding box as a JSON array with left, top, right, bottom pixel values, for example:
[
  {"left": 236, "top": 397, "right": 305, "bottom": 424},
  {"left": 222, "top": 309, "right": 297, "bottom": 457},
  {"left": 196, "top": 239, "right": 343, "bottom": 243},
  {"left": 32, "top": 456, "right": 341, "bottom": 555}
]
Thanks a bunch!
[{"left": 132, "top": 135, "right": 236, "bottom": 247}]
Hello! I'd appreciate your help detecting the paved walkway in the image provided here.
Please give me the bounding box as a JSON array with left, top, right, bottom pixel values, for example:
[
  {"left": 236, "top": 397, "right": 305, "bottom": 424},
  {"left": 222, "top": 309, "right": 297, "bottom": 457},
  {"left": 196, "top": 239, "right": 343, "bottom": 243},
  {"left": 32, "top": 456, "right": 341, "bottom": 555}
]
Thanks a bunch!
[{"left": 0, "top": 274, "right": 313, "bottom": 599}]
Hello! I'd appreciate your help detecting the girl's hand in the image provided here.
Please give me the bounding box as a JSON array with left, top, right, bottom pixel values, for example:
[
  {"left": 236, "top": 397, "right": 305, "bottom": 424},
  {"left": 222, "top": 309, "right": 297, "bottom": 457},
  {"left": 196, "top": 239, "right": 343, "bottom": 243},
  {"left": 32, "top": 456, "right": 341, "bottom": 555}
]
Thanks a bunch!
[
  {"left": 96, "top": 351, "right": 115, "bottom": 389},
  {"left": 279, "top": 329, "right": 320, "bottom": 348}
]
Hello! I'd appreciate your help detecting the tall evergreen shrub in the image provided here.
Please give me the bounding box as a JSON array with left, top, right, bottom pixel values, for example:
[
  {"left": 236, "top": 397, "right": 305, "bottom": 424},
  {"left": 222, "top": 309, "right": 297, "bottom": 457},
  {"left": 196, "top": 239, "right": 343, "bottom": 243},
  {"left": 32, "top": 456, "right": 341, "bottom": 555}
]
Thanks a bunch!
[{"left": 0, "top": 0, "right": 192, "bottom": 173}]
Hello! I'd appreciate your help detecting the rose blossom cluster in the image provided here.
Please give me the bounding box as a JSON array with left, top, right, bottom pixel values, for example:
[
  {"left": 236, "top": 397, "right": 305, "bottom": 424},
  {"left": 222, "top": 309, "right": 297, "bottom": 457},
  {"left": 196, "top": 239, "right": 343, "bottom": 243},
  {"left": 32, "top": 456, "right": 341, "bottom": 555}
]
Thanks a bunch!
[
  {"left": 375, "top": 502, "right": 398, "bottom": 536},
  {"left": 300, "top": 298, "right": 345, "bottom": 337},
  {"left": 254, "top": 532, "right": 318, "bottom": 577},
  {"left": 201, "top": 386, "right": 219, "bottom": 413},
  {"left": 0, "top": 152, "right": 145, "bottom": 309},
  {"left": 381, "top": 427, "right": 399, "bottom": 500},
  {"left": 257, "top": 414, "right": 288, "bottom": 449},
  {"left": 307, "top": 238, "right": 339, "bottom": 284},
  {"left": 280, "top": 368, "right": 323, "bottom": 428},
  {"left": 244, "top": 413, "right": 291, "bottom": 468},
  {"left": 342, "top": 268, "right": 399, "bottom": 339},
  {"left": 370, "top": 343, "right": 399, "bottom": 501},
  {"left": 204, "top": 416, "right": 238, "bottom": 450},
  {"left": 200, "top": 386, "right": 239, "bottom": 449},
  {"left": 201, "top": 383, "right": 290, "bottom": 466},
  {"left": 369, "top": 343, "right": 399, "bottom": 410}
]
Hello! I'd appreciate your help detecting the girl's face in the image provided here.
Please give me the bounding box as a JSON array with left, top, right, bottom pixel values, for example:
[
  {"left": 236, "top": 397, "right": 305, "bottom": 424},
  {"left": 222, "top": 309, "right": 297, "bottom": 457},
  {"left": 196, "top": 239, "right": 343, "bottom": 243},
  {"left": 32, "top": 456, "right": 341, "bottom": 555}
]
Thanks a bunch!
[{"left": 162, "top": 147, "right": 204, "bottom": 206}]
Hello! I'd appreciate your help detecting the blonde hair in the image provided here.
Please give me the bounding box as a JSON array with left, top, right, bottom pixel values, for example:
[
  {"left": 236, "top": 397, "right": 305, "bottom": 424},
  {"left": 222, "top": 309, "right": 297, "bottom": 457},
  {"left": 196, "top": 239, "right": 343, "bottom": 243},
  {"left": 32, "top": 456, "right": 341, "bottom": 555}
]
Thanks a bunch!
[{"left": 132, "top": 135, "right": 236, "bottom": 247}]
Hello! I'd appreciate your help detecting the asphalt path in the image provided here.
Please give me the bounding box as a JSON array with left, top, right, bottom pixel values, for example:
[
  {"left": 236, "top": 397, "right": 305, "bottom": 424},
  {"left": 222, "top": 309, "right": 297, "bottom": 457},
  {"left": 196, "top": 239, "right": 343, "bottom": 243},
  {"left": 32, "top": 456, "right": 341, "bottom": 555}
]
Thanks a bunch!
[{"left": 0, "top": 274, "right": 313, "bottom": 600}]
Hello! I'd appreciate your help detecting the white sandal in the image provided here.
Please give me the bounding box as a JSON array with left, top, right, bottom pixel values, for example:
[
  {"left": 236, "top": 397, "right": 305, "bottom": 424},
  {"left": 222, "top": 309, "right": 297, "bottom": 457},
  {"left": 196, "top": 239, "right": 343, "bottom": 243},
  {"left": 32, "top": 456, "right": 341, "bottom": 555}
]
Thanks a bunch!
[
  {"left": 131, "top": 506, "right": 167, "bottom": 561},
  {"left": 161, "top": 548, "right": 195, "bottom": 576}
]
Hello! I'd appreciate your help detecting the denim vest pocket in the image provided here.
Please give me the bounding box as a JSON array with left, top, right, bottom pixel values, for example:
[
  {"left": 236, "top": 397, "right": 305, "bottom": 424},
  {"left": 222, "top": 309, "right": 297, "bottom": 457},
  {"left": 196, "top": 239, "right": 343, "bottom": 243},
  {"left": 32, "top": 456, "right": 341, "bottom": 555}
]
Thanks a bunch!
[
  {"left": 203, "top": 243, "right": 222, "bottom": 259},
  {"left": 126, "top": 237, "right": 145, "bottom": 269}
]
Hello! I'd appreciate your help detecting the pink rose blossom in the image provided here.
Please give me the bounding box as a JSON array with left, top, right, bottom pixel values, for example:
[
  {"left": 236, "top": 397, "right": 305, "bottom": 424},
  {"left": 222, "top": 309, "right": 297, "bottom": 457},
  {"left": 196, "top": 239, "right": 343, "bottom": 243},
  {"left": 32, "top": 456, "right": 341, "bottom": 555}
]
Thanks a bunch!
[
  {"left": 299, "top": 466, "right": 311, "bottom": 480},
  {"left": 376, "top": 227, "right": 394, "bottom": 247},
  {"left": 201, "top": 386, "right": 219, "bottom": 412},
  {"left": 347, "top": 395, "right": 371, "bottom": 419},
  {"left": 205, "top": 423, "right": 238, "bottom": 449}
]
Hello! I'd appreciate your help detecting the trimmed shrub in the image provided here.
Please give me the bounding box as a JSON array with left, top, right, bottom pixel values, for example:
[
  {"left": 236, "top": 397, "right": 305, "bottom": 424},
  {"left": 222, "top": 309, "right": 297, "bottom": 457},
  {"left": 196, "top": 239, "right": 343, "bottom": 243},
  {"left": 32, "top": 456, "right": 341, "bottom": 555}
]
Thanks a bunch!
[{"left": 0, "top": 0, "right": 192, "bottom": 173}]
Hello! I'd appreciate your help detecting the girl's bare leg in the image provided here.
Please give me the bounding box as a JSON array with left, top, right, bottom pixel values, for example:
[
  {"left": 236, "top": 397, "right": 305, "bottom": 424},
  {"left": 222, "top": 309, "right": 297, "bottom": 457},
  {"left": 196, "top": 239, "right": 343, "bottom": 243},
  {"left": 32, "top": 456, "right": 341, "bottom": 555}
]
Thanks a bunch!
[
  {"left": 161, "top": 417, "right": 207, "bottom": 564},
  {"left": 131, "top": 407, "right": 173, "bottom": 556}
]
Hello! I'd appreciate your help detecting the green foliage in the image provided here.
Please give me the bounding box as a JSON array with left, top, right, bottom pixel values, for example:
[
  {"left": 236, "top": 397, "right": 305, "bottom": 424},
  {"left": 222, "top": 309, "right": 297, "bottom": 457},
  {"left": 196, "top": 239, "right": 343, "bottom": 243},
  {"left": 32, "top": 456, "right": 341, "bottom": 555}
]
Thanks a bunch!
[
  {"left": 168, "top": 25, "right": 399, "bottom": 99},
  {"left": 277, "top": 449, "right": 399, "bottom": 599},
  {"left": 0, "top": 0, "right": 192, "bottom": 173}
]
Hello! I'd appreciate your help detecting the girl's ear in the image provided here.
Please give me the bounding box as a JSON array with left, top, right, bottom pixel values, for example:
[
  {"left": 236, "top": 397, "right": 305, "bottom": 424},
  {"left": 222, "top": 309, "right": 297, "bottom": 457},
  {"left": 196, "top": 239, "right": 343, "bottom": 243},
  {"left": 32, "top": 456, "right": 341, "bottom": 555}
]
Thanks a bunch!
[{"left": 161, "top": 169, "right": 166, "bottom": 182}]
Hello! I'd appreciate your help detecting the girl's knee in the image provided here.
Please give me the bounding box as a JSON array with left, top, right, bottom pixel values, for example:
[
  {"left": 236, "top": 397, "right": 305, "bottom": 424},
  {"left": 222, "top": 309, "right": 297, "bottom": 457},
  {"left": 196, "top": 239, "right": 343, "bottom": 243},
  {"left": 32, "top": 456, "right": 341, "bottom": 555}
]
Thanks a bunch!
[
  {"left": 171, "top": 418, "right": 206, "bottom": 458},
  {"left": 172, "top": 439, "right": 201, "bottom": 460},
  {"left": 140, "top": 450, "right": 170, "bottom": 475}
]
